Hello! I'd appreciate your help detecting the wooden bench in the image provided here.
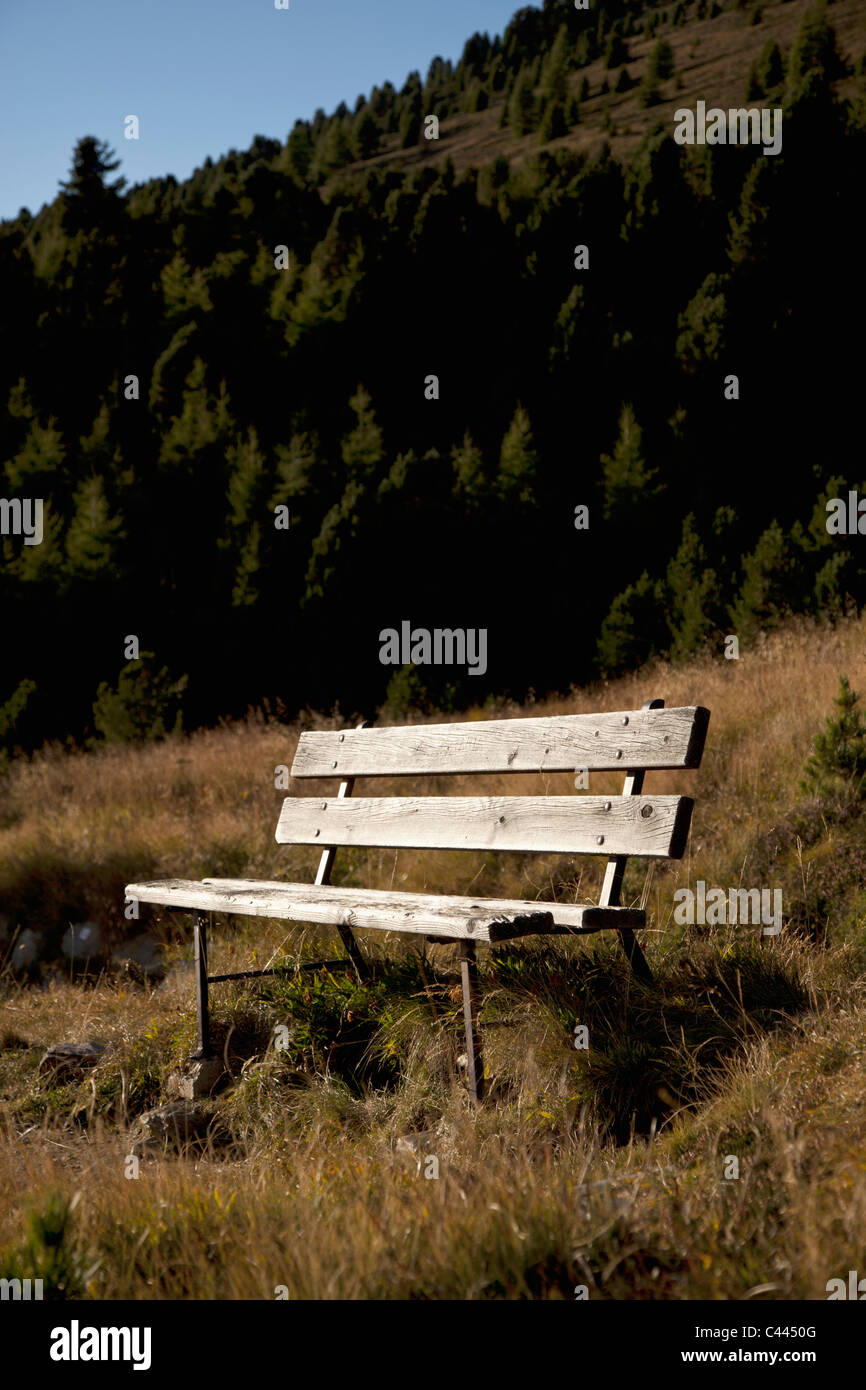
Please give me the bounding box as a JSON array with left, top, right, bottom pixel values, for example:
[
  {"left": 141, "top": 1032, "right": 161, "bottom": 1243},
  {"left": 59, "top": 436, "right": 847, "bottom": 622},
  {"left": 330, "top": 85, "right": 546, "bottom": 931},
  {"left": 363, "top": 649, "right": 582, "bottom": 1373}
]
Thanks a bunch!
[{"left": 126, "top": 697, "right": 709, "bottom": 1103}]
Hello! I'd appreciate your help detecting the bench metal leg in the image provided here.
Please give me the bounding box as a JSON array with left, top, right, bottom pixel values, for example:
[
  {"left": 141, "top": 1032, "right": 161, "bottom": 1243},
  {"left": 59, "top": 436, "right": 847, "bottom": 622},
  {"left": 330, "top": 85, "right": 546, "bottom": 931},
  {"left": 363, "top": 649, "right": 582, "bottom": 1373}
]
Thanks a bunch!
[
  {"left": 336, "top": 924, "right": 368, "bottom": 982},
  {"left": 193, "top": 911, "right": 212, "bottom": 1057},
  {"left": 617, "top": 927, "right": 654, "bottom": 984},
  {"left": 460, "top": 940, "right": 484, "bottom": 1104}
]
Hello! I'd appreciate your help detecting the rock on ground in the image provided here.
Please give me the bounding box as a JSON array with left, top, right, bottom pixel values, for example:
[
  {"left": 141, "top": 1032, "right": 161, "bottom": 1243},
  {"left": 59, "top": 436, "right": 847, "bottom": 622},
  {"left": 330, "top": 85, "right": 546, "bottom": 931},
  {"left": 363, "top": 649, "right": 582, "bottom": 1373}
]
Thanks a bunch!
[
  {"left": 131, "top": 1101, "right": 213, "bottom": 1156},
  {"left": 38, "top": 1042, "right": 106, "bottom": 1077},
  {"left": 166, "top": 1056, "right": 225, "bottom": 1100}
]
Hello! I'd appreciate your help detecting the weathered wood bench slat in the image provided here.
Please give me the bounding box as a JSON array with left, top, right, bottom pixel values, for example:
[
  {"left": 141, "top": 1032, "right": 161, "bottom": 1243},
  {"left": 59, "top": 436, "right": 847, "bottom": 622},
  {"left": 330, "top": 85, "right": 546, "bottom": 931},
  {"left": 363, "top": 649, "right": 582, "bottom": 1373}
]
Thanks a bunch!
[
  {"left": 124, "top": 877, "right": 646, "bottom": 943},
  {"left": 291, "top": 706, "right": 709, "bottom": 778},
  {"left": 275, "top": 794, "right": 694, "bottom": 859}
]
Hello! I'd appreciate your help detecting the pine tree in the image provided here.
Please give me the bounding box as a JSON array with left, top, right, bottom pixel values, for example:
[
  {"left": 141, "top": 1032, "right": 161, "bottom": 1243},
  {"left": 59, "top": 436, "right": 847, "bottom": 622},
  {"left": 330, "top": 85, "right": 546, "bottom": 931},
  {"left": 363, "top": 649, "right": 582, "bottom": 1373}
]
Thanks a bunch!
[
  {"left": 747, "top": 40, "right": 785, "bottom": 98},
  {"left": 342, "top": 386, "right": 384, "bottom": 482},
  {"left": 603, "top": 32, "right": 630, "bottom": 69},
  {"left": 0, "top": 678, "right": 36, "bottom": 774},
  {"left": 5, "top": 418, "right": 67, "bottom": 491},
  {"left": 787, "top": 4, "right": 846, "bottom": 95},
  {"left": 284, "top": 121, "right": 314, "bottom": 180},
  {"left": 543, "top": 26, "right": 571, "bottom": 102},
  {"left": 596, "top": 572, "right": 667, "bottom": 675},
  {"left": 223, "top": 429, "right": 267, "bottom": 606},
  {"left": 540, "top": 98, "right": 568, "bottom": 142},
  {"left": 353, "top": 107, "right": 381, "bottom": 160},
  {"left": 801, "top": 676, "right": 866, "bottom": 804},
  {"left": 65, "top": 476, "right": 124, "bottom": 578},
  {"left": 451, "top": 432, "right": 488, "bottom": 502},
  {"left": 600, "top": 404, "right": 659, "bottom": 520},
  {"left": 497, "top": 405, "right": 537, "bottom": 504},
  {"left": 665, "top": 515, "right": 719, "bottom": 660},
  {"left": 11, "top": 503, "right": 65, "bottom": 586},
  {"left": 728, "top": 520, "right": 810, "bottom": 640},
  {"left": 269, "top": 431, "right": 323, "bottom": 512},
  {"left": 757, "top": 39, "right": 785, "bottom": 89},
  {"left": 509, "top": 68, "right": 538, "bottom": 136},
  {"left": 58, "top": 136, "right": 126, "bottom": 235},
  {"left": 159, "top": 357, "right": 232, "bottom": 478},
  {"left": 398, "top": 97, "right": 423, "bottom": 148},
  {"left": 675, "top": 272, "right": 731, "bottom": 373},
  {"left": 92, "top": 655, "right": 187, "bottom": 744}
]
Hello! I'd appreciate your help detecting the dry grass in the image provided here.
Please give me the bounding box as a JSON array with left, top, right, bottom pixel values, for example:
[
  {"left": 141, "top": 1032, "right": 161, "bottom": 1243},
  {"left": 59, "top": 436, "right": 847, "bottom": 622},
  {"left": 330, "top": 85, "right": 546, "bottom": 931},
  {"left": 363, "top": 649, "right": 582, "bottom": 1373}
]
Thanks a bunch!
[{"left": 2, "top": 615, "right": 866, "bottom": 1298}]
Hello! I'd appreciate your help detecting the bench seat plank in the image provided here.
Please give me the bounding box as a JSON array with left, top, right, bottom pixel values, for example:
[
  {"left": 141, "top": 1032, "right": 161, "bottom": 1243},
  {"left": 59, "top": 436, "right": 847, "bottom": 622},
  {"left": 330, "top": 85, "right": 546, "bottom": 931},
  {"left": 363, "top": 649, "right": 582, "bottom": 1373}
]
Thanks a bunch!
[
  {"left": 291, "top": 706, "right": 709, "bottom": 778},
  {"left": 124, "top": 877, "right": 646, "bottom": 943},
  {"left": 275, "top": 794, "right": 693, "bottom": 859}
]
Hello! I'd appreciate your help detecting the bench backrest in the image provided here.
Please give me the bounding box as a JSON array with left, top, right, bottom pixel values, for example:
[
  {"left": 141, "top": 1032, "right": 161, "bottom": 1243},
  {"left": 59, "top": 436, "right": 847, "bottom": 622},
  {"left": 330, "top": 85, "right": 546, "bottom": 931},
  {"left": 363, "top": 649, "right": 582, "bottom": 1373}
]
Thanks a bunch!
[{"left": 277, "top": 702, "right": 709, "bottom": 863}]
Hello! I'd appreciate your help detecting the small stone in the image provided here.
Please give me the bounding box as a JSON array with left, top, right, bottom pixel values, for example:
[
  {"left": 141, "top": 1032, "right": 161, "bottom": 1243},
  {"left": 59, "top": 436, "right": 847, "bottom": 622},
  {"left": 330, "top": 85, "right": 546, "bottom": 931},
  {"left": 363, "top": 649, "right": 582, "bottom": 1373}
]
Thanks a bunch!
[
  {"left": 61, "top": 921, "right": 101, "bottom": 960},
  {"left": 396, "top": 1130, "right": 437, "bottom": 1158},
  {"left": 131, "top": 1100, "right": 212, "bottom": 1155},
  {"left": 166, "top": 1056, "right": 225, "bottom": 1100},
  {"left": 396, "top": 1130, "right": 438, "bottom": 1173},
  {"left": 12, "top": 928, "right": 40, "bottom": 971},
  {"left": 39, "top": 1042, "right": 105, "bottom": 1077}
]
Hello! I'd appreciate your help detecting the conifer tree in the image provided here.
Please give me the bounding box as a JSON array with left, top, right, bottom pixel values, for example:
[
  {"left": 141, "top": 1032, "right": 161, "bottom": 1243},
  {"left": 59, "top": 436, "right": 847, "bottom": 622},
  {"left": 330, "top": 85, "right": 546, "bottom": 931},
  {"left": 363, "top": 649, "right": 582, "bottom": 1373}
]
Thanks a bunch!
[
  {"left": 65, "top": 476, "right": 124, "bottom": 578},
  {"left": 600, "top": 404, "right": 659, "bottom": 520},
  {"left": 353, "top": 107, "right": 381, "bottom": 160},
  {"left": 509, "top": 68, "right": 538, "bottom": 136},
  {"left": 342, "top": 386, "right": 384, "bottom": 482},
  {"left": 398, "top": 97, "right": 423, "bottom": 148},
  {"left": 665, "top": 515, "right": 718, "bottom": 659},
  {"left": 801, "top": 676, "right": 866, "bottom": 804},
  {"left": 543, "top": 26, "right": 571, "bottom": 103},
  {"left": 497, "top": 405, "right": 538, "bottom": 505},
  {"left": 451, "top": 432, "right": 487, "bottom": 503},
  {"left": 787, "top": 4, "right": 846, "bottom": 94},
  {"left": 59, "top": 136, "right": 126, "bottom": 234}
]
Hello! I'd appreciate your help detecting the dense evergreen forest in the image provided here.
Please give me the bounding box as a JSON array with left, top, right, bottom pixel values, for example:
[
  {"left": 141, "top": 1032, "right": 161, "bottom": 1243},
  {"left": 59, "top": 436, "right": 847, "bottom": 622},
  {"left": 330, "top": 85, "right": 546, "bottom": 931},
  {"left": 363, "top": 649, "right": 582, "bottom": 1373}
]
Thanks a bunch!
[{"left": 2, "top": 0, "right": 865, "bottom": 748}]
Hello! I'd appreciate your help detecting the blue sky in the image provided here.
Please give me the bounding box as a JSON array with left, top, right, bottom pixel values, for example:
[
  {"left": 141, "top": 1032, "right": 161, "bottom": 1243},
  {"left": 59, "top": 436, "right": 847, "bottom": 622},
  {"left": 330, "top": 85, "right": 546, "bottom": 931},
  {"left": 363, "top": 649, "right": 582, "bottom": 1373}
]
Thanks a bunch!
[{"left": 0, "top": 0, "right": 527, "bottom": 222}]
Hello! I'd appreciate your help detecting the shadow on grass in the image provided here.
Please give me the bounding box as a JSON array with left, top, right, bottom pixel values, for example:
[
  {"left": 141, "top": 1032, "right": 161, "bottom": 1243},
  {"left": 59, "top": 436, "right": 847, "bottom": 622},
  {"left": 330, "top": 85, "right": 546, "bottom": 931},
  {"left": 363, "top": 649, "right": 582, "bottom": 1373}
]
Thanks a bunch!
[{"left": 487, "top": 938, "right": 810, "bottom": 1142}]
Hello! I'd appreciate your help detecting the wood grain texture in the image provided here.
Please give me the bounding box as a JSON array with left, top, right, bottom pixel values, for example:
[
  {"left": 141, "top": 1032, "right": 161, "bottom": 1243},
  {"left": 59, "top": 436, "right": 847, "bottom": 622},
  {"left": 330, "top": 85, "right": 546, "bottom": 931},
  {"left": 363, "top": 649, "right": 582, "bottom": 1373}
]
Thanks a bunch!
[
  {"left": 275, "top": 794, "right": 693, "bottom": 859},
  {"left": 123, "top": 878, "right": 646, "bottom": 942},
  {"left": 291, "top": 706, "right": 709, "bottom": 778}
]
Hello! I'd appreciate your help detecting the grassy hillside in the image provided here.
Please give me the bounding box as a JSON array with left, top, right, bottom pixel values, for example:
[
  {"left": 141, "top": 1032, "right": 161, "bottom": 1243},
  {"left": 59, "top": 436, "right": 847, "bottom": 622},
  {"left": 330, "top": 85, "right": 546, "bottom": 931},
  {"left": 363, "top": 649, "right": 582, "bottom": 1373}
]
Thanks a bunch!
[
  {"left": 348, "top": 0, "right": 866, "bottom": 174},
  {"left": 3, "top": 616, "right": 866, "bottom": 1298}
]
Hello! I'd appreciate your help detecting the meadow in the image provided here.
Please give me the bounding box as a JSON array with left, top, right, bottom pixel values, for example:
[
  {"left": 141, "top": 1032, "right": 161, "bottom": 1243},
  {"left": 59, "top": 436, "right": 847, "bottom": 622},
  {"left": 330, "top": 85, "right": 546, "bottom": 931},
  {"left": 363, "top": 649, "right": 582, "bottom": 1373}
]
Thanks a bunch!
[{"left": 2, "top": 616, "right": 866, "bottom": 1299}]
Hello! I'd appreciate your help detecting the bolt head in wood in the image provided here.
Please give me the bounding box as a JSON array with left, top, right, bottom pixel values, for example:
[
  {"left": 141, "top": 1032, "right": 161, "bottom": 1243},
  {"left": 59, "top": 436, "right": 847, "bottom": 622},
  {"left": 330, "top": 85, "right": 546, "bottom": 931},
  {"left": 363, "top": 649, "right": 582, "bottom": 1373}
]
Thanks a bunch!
[
  {"left": 615, "top": 749, "right": 623, "bottom": 759},
  {"left": 641, "top": 804, "right": 653, "bottom": 818},
  {"left": 604, "top": 800, "right": 611, "bottom": 811},
  {"left": 597, "top": 835, "right": 604, "bottom": 845}
]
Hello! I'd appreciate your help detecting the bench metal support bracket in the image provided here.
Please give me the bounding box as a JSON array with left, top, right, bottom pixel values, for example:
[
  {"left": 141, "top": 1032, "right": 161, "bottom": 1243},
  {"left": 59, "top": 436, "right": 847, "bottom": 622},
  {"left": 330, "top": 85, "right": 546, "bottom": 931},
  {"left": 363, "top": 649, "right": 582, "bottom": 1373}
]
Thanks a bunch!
[
  {"left": 598, "top": 698, "right": 661, "bottom": 986},
  {"left": 193, "top": 910, "right": 212, "bottom": 1058},
  {"left": 460, "top": 939, "right": 484, "bottom": 1105}
]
